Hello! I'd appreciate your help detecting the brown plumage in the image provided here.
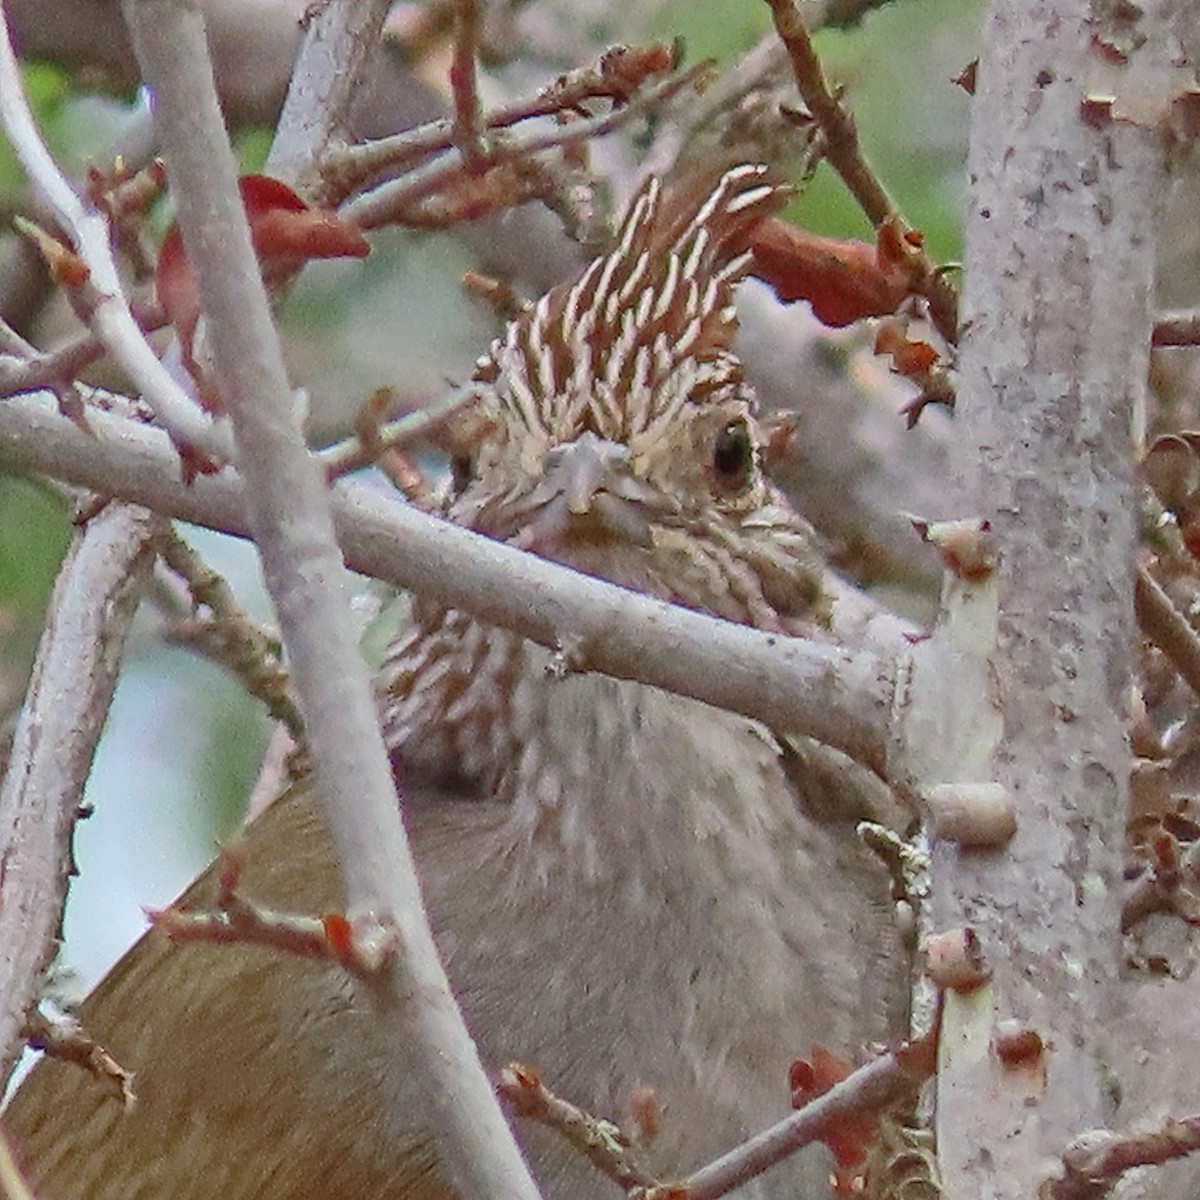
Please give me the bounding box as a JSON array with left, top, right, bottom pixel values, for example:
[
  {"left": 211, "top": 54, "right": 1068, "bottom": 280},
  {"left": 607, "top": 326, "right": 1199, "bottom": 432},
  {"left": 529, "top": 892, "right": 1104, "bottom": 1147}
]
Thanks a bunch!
[{"left": 5, "top": 164, "right": 905, "bottom": 1199}]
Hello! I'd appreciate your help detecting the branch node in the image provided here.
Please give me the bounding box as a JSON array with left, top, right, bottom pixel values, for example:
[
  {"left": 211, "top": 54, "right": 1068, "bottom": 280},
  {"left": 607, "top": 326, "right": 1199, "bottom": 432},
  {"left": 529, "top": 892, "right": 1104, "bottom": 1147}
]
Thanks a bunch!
[{"left": 924, "top": 782, "right": 1016, "bottom": 847}]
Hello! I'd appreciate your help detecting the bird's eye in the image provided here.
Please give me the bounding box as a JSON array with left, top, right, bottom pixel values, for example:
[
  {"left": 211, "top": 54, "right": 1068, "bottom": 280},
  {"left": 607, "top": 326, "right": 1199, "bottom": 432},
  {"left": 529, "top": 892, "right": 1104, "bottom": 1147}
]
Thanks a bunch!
[{"left": 711, "top": 420, "right": 754, "bottom": 492}]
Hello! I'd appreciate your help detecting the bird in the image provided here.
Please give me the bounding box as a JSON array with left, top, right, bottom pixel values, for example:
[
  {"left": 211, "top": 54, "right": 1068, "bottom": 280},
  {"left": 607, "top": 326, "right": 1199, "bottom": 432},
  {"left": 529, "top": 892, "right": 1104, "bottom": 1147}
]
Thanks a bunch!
[{"left": 4, "top": 162, "right": 906, "bottom": 1200}]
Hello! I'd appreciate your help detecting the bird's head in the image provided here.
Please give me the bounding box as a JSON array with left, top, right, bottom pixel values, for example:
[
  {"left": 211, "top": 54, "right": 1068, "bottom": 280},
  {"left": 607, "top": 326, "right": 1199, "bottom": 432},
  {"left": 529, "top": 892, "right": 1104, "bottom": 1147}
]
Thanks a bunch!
[{"left": 448, "top": 163, "right": 825, "bottom": 631}]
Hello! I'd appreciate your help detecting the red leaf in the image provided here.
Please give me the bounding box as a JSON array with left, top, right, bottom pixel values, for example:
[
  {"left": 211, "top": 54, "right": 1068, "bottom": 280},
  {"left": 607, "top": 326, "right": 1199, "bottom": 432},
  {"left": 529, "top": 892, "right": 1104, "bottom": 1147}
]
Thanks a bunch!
[
  {"left": 241, "top": 176, "right": 369, "bottom": 268},
  {"left": 874, "top": 318, "right": 940, "bottom": 377},
  {"left": 750, "top": 219, "right": 911, "bottom": 327},
  {"left": 156, "top": 175, "right": 369, "bottom": 371},
  {"left": 789, "top": 1047, "right": 880, "bottom": 1195}
]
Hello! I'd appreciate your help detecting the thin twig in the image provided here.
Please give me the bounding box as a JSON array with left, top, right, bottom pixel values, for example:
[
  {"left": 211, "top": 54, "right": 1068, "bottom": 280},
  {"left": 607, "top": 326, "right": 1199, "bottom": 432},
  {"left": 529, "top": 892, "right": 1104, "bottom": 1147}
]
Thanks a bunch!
[
  {"left": 150, "top": 845, "right": 397, "bottom": 973},
  {"left": 1134, "top": 564, "right": 1200, "bottom": 701},
  {"left": 21, "top": 1009, "right": 135, "bottom": 1109},
  {"left": 157, "top": 532, "right": 305, "bottom": 740},
  {"left": 762, "top": 0, "right": 959, "bottom": 345},
  {"left": 657, "top": 1036, "right": 935, "bottom": 1200},
  {"left": 449, "top": 0, "right": 488, "bottom": 168},
  {"left": 0, "top": 2, "right": 229, "bottom": 463},
  {"left": 324, "top": 43, "right": 689, "bottom": 204},
  {"left": 0, "top": 502, "right": 164, "bottom": 1086},
  {"left": 498, "top": 1064, "right": 660, "bottom": 1192},
  {"left": 121, "top": 4, "right": 543, "bottom": 1197},
  {"left": 1046, "top": 1116, "right": 1200, "bottom": 1200},
  {"left": 0, "top": 308, "right": 169, "bottom": 401},
  {"left": 344, "top": 66, "right": 707, "bottom": 231},
  {"left": 317, "top": 383, "right": 479, "bottom": 478},
  {"left": 0, "top": 394, "right": 905, "bottom": 787}
]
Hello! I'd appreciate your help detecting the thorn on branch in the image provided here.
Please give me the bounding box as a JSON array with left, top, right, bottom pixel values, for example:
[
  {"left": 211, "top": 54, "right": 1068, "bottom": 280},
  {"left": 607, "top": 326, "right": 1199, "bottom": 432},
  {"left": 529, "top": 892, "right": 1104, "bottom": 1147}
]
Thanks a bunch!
[
  {"left": 921, "top": 927, "right": 990, "bottom": 992},
  {"left": 908, "top": 516, "right": 997, "bottom": 583},
  {"left": 923, "top": 782, "right": 1016, "bottom": 847}
]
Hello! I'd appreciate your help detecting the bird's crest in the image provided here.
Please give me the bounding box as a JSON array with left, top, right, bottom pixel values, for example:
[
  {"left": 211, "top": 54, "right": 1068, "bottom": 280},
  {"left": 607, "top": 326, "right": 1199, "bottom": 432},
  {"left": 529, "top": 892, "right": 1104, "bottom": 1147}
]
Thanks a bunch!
[{"left": 473, "top": 163, "right": 787, "bottom": 447}]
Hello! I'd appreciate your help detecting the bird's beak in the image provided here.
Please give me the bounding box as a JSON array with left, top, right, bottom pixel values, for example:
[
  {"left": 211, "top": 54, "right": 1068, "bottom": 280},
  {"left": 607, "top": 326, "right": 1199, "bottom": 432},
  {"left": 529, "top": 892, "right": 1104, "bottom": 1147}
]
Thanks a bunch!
[{"left": 514, "top": 430, "right": 662, "bottom": 550}]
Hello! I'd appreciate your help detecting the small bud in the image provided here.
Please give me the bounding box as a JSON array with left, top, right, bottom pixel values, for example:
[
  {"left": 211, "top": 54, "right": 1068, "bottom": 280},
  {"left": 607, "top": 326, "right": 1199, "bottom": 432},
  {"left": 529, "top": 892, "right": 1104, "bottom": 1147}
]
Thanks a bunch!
[
  {"left": 922, "top": 927, "right": 989, "bottom": 992},
  {"left": 344, "top": 908, "right": 402, "bottom": 974},
  {"left": 992, "top": 1021, "right": 1047, "bottom": 1100},
  {"left": 624, "top": 1085, "right": 664, "bottom": 1145},
  {"left": 908, "top": 515, "right": 997, "bottom": 582},
  {"left": 925, "top": 782, "right": 1017, "bottom": 847},
  {"left": 992, "top": 1022, "right": 1044, "bottom": 1068}
]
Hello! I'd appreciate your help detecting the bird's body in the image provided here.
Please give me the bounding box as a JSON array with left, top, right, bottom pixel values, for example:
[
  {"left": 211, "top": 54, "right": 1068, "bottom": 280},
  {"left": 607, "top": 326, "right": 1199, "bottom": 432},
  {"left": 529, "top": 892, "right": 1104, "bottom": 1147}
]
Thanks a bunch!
[{"left": 5, "top": 165, "right": 905, "bottom": 1199}]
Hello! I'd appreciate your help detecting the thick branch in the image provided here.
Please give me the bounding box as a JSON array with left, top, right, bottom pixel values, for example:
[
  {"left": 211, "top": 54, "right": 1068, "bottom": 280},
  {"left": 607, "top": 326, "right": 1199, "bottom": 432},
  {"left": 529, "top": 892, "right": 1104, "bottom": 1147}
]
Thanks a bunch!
[
  {"left": 121, "top": 4, "right": 542, "bottom": 1197},
  {"left": 0, "top": 394, "right": 902, "bottom": 782},
  {"left": 0, "top": 502, "right": 163, "bottom": 1086},
  {"left": 933, "top": 0, "right": 1173, "bottom": 1195}
]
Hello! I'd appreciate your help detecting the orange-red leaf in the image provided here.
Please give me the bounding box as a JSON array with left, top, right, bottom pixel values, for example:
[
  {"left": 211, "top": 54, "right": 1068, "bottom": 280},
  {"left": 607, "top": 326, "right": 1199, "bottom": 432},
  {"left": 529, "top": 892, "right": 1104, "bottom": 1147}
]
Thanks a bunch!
[
  {"left": 156, "top": 175, "right": 369, "bottom": 368},
  {"left": 750, "top": 219, "right": 911, "bottom": 327},
  {"left": 789, "top": 1047, "right": 880, "bottom": 1195},
  {"left": 874, "top": 318, "right": 940, "bottom": 377},
  {"left": 240, "top": 175, "right": 370, "bottom": 266}
]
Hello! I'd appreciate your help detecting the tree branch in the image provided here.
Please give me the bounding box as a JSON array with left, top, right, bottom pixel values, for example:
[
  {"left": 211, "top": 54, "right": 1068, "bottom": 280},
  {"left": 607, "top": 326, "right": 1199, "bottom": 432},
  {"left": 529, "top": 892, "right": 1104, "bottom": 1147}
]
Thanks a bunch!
[
  {"left": 120, "top": 3, "right": 542, "bottom": 1197},
  {"left": 761, "top": 0, "right": 959, "bottom": 345},
  {"left": 0, "top": 2, "right": 229, "bottom": 463},
  {"left": 929, "top": 0, "right": 1174, "bottom": 1194},
  {"left": 0, "top": 393, "right": 904, "bottom": 783},
  {"left": 665, "top": 1036, "right": 934, "bottom": 1200},
  {"left": 1047, "top": 1117, "right": 1200, "bottom": 1200},
  {"left": 0, "top": 502, "right": 163, "bottom": 1086},
  {"left": 265, "top": 0, "right": 392, "bottom": 196},
  {"left": 1135, "top": 564, "right": 1200, "bottom": 701}
]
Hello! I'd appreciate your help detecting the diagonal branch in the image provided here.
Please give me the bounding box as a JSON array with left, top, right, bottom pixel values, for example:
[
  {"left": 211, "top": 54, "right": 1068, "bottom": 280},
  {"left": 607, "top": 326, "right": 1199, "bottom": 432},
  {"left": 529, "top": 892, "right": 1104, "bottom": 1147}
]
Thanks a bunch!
[
  {"left": 265, "top": 0, "right": 392, "bottom": 196},
  {"left": 121, "top": 3, "right": 543, "bottom": 1197},
  {"left": 662, "top": 1036, "right": 934, "bottom": 1200},
  {"left": 0, "top": 502, "right": 165, "bottom": 1086},
  {"left": 0, "top": 393, "right": 905, "bottom": 785},
  {"left": 761, "top": 0, "right": 959, "bottom": 345},
  {"left": 0, "top": 1, "right": 229, "bottom": 463}
]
